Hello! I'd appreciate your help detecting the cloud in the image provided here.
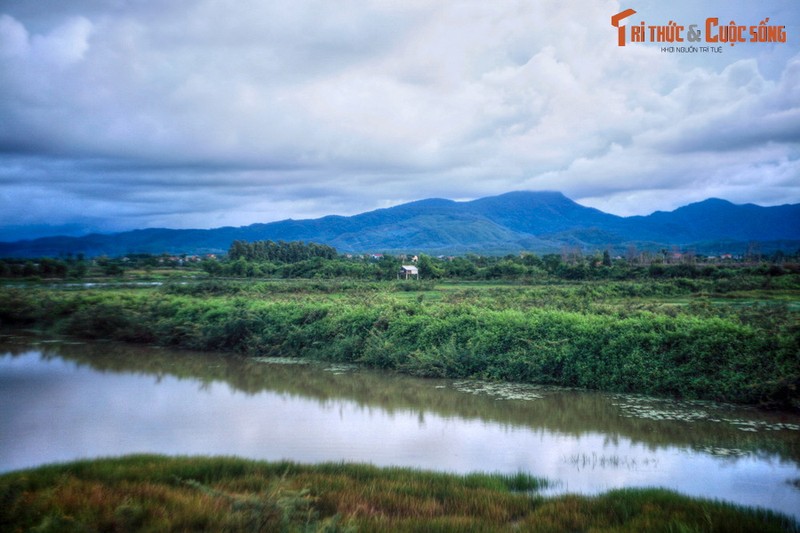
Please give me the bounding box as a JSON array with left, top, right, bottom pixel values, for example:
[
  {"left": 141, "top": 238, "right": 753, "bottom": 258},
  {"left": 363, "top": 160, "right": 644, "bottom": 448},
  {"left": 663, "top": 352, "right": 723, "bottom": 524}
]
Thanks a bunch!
[
  {"left": 545, "top": 50, "right": 800, "bottom": 215},
  {"left": 0, "top": 0, "right": 798, "bottom": 235}
]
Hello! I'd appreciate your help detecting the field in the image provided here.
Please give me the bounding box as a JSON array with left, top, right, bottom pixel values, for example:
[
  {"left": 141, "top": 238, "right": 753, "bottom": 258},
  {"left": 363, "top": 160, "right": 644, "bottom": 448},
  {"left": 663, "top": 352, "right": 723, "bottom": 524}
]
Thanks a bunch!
[
  {"left": 2, "top": 455, "right": 797, "bottom": 532},
  {"left": 1, "top": 272, "right": 798, "bottom": 407},
  {"left": 2, "top": 256, "right": 799, "bottom": 530}
]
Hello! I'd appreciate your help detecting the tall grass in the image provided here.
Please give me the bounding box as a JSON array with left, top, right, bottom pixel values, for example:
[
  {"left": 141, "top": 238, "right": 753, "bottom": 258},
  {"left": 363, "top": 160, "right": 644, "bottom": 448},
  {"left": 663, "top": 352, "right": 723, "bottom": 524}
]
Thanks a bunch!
[
  {"left": 1, "top": 455, "right": 796, "bottom": 532},
  {"left": 0, "top": 277, "right": 797, "bottom": 406}
]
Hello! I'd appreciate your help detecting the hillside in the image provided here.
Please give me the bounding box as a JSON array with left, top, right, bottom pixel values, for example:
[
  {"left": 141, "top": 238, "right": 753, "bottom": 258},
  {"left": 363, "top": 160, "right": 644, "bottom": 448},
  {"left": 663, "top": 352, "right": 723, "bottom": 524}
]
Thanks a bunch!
[{"left": 1, "top": 191, "right": 798, "bottom": 257}]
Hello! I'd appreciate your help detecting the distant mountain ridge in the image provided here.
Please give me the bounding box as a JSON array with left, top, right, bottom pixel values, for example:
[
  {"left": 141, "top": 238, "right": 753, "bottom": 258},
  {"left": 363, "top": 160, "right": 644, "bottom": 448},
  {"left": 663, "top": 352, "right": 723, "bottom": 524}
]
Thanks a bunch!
[{"left": 1, "top": 191, "right": 799, "bottom": 257}]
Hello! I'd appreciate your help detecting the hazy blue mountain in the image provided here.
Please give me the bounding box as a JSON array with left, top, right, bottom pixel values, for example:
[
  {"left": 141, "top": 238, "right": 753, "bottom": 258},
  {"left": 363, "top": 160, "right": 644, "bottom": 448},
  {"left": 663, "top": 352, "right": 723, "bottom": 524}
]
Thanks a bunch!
[
  {"left": 629, "top": 198, "right": 800, "bottom": 242},
  {"left": 468, "top": 191, "right": 620, "bottom": 234},
  {"left": 1, "top": 191, "right": 798, "bottom": 257},
  {"left": 0, "top": 223, "right": 102, "bottom": 242}
]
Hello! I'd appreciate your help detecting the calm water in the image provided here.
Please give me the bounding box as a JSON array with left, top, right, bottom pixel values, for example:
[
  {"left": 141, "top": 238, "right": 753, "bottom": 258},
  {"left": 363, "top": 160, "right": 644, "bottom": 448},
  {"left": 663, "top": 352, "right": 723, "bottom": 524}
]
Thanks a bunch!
[{"left": 1, "top": 333, "right": 799, "bottom": 520}]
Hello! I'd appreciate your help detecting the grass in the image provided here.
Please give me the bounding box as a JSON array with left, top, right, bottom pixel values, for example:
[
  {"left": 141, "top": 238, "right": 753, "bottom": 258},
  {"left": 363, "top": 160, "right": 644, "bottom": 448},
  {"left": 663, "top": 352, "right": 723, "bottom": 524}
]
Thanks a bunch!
[
  {"left": 1, "top": 455, "right": 796, "bottom": 532},
  {"left": 1, "top": 277, "right": 798, "bottom": 407}
]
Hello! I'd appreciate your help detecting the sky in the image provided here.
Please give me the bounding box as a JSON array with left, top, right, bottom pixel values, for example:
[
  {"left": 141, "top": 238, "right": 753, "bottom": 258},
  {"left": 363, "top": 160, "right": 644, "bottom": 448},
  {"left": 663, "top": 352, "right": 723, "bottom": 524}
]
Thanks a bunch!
[{"left": 0, "top": 0, "right": 798, "bottom": 239}]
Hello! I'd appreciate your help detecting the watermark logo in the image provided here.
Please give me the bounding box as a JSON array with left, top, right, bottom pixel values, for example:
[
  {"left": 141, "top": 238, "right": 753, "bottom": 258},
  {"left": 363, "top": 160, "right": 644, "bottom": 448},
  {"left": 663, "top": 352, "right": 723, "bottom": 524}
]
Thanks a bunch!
[
  {"left": 611, "top": 9, "right": 637, "bottom": 47},
  {"left": 612, "top": 9, "right": 787, "bottom": 53}
]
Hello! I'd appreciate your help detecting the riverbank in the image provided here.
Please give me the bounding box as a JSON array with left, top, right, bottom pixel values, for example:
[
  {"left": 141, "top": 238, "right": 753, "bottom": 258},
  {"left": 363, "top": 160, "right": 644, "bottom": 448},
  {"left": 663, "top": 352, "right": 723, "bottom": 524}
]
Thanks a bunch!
[
  {"left": 1, "top": 277, "right": 798, "bottom": 407},
  {"left": 1, "top": 455, "right": 797, "bottom": 532}
]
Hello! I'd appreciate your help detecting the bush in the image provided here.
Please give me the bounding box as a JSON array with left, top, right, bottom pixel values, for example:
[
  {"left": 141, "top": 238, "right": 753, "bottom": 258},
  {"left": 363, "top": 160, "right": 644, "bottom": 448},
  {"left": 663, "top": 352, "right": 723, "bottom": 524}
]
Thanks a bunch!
[{"left": 1, "top": 281, "right": 797, "bottom": 406}]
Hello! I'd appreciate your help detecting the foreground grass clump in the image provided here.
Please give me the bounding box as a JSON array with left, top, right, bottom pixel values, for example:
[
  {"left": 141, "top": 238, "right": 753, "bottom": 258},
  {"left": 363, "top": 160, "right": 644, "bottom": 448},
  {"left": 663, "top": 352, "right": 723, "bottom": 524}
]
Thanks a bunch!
[{"left": 1, "top": 455, "right": 797, "bottom": 532}]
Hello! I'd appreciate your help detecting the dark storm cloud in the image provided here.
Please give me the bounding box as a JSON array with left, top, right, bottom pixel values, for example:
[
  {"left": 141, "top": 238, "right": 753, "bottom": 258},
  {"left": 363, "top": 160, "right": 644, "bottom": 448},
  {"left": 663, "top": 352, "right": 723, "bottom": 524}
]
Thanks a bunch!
[{"left": 0, "top": 0, "right": 798, "bottom": 235}]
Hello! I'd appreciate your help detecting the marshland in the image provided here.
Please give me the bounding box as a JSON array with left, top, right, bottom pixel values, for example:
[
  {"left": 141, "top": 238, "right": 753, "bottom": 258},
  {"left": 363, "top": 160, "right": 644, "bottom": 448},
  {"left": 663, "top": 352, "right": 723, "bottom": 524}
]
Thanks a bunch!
[{"left": 1, "top": 247, "right": 799, "bottom": 530}]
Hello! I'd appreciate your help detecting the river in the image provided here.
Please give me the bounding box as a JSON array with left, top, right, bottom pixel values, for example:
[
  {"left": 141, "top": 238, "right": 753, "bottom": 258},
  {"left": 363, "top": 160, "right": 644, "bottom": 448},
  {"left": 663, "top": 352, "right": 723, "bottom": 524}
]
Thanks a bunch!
[{"left": 1, "top": 332, "right": 798, "bottom": 520}]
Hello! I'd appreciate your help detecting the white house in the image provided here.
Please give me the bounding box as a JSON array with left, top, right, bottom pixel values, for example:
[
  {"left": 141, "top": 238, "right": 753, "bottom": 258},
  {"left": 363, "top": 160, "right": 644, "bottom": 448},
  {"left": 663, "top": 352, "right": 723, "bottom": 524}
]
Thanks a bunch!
[{"left": 398, "top": 265, "right": 419, "bottom": 279}]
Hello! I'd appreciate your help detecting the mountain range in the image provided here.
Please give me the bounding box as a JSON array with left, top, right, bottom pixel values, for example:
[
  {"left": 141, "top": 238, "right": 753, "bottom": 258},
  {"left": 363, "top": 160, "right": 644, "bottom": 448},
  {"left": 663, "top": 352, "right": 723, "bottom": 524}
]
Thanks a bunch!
[{"left": 1, "top": 191, "right": 799, "bottom": 257}]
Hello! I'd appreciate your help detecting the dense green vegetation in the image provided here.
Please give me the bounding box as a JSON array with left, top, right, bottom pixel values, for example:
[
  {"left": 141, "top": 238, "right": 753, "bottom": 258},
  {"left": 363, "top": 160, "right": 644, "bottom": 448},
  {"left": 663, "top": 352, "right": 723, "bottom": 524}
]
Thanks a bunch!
[
  {"left": 2, "top": 242, "right": 798, "bottom": 529},
  {"left": 1, "top": 272, "right": 798, "bottom": 407},
  {"left": 1, "top": 239, "right": 798, "bottom": 281},
  {"left": 1, "top": 240, "right": 798, "bottom": 406},
  {"left": 1, "top": 455, "right": 796, "bottom": 532}
]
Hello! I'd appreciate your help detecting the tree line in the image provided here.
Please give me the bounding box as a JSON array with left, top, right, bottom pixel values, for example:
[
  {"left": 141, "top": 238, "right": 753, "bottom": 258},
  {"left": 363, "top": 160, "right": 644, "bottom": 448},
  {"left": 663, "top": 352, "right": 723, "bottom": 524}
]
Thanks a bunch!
[
  {"left": 227, "top": 240, "right": 337, "bottom": 262},
  {"left": 1, "top": 239, "right": 798, "bottom": 281},
  {"left": 204, "top": 241, "right": 798, "bottom": 282}
]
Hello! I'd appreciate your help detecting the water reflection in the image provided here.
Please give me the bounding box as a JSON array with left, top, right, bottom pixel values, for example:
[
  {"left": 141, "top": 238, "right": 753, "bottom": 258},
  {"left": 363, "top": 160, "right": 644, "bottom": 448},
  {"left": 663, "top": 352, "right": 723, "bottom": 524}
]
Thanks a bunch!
[{"left": 1, "top": 332, "right": 799, "bottom": 519}]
